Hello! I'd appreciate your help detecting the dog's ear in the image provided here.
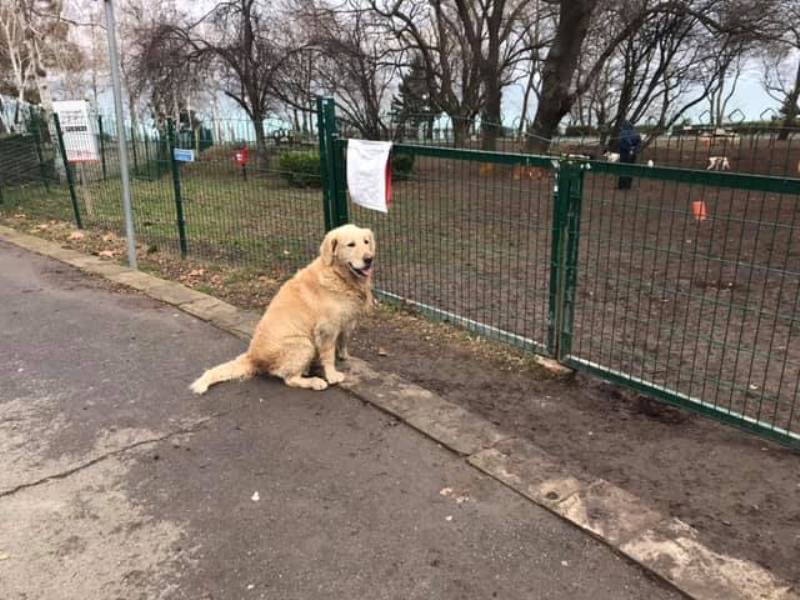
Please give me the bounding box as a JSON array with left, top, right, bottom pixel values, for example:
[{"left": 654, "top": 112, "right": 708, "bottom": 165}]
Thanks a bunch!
[{"left": 320, "top": 230, "right": 338, "bottom": 265}]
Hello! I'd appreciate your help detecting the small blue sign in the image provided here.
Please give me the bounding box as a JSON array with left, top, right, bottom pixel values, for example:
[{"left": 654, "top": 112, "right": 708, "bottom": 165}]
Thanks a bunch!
[{"left": 173, "top": 148, "right": 195, "bottom": 162}]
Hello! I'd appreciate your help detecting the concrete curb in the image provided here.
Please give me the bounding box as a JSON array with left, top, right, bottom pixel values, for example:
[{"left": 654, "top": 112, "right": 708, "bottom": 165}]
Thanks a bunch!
[{"left": 1, "top": 225, "right": 796, "bottom": 600}]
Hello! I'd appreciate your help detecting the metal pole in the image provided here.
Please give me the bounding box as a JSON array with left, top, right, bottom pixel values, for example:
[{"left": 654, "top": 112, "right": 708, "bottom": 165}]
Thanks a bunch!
[
  {"left": 103, "top": 0, "right": 137, "bottom": 269},
  {"left": 97, "top": 115, "right": 107, "bottom": 180},
  {"left": 167, "top": 119, "right": 188, "bottom": 257},
  {"left": 316, "top": 97, "right": 334, "bottom": 231},
  {"left": 53, "top": 113, "right": 83, "bottom": 229}
]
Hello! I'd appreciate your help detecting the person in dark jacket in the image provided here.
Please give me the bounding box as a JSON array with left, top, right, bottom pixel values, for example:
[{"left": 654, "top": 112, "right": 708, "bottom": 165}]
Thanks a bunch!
[{"left": 617, "top": 120, "right": 642, "bottom": 190}]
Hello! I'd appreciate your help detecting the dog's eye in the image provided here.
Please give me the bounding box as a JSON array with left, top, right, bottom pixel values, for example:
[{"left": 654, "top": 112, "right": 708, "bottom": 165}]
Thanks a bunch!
[{"left": 347, "top": 242, "right": 356, "bottom": 248}]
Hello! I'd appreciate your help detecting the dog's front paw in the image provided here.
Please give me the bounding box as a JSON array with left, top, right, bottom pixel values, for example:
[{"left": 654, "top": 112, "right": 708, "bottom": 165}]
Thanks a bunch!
[
  {"left": 325, "top": 370, "right": 346, "bottom": 385},
  {"left": 309, "top": 377, "right": 329, "bottom": 391}
]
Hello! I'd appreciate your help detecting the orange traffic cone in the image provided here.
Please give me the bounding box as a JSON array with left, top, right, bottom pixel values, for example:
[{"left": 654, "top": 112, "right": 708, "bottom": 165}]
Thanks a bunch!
[
  {"left": 692, "top": 200, "right": 708, "bottom": 221},
  {"left": 479, "top": 163, "right": 496, "bottom": 176}
]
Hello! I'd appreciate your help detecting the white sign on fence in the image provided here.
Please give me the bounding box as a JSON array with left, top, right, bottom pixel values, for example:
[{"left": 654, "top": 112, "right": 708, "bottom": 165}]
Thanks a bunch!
[
  {"left": 53, "top": 100, "right": 99, "bottom": 163},
  {"left": 173, "top": 148, "right": 195, "bottom": 162}
]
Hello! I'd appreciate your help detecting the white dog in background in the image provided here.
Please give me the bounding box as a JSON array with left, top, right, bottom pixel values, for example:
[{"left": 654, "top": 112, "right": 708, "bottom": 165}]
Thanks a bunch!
[{"left": 707, "top": 156, "right": 731, "bottom": 171}]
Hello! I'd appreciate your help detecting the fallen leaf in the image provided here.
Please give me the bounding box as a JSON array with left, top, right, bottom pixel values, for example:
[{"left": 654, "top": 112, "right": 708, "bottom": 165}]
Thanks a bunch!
[
  {"left": 98, "top": 250, "right": 115, "bottom": 259},
  {"left": 445, "top": 515, "right": 453, "bottom": 522},
  {"left": 251, "top": 491, "right": 260, "bottom": 502},
  {"left": 0, "top": 553, "right": 9, "bottom": 561},
  {"left": 377, "top": 347, "right": 388, "bottom": 357},
  {"left": 455, "top": 496, "right": 469, "bottom": 504},
  {"left": 102, "top": 233, "right": 116, "bottom": 242},
  {"left": 68, "top": 231, "right": 86, "bottom": 241},
  {"left": 439, "top": 487, "right": 453, "bottom": 497}
]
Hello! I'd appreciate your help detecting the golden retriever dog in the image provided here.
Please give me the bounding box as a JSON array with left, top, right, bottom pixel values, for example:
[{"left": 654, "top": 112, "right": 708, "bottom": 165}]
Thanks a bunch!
[{"left": 190, "top": 224, "right": 375, "bottom": 394}]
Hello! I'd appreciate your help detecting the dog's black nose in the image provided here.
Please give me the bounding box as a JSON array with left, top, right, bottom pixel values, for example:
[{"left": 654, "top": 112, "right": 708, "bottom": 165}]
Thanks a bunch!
[{"left": 364, "top": 256, "right": 373, "bottom": 266}]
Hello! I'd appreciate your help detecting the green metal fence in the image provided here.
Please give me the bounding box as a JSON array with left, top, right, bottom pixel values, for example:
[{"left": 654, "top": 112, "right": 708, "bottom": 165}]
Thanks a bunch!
[
  {"left": 330, "top": 103, "right": 800, "bottom": 448},
  {"left": 0, "top": 98, "right": 797, "bottom": 448}
]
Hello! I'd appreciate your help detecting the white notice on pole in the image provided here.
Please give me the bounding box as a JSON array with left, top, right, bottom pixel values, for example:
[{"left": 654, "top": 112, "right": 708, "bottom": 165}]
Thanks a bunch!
[
  {"left": 53, "top": 100, "right": 100, "bottom": 163},
  {"left": 346, "top": 139, "right": 392, "bottom": 213}
]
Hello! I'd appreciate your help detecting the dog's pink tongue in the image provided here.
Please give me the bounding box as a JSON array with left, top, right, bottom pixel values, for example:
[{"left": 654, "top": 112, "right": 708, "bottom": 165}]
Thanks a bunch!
[{"left": 362, "top": 265, "right": 373, "bottom": 276}]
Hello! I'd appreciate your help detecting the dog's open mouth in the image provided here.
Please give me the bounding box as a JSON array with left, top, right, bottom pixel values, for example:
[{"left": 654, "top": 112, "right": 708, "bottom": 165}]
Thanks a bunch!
[{"left": 348, "top": 263, "right": 373, "bottom": 278}]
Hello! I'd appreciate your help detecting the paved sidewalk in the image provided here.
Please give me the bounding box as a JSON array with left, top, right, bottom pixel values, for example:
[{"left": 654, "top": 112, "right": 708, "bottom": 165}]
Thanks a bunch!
[{"left": 0, "top": 242, "right": 680, "bottom": 600}]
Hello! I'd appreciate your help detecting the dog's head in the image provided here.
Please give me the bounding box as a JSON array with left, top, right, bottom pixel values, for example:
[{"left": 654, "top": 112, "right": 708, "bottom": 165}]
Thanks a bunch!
[{"left": 320, "top": 224, "right": 376, "bottom": 280}]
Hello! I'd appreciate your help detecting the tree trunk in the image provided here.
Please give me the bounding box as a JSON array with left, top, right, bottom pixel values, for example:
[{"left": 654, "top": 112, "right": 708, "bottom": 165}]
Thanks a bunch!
[
  {"left": 252, "top": 115, "right": 269, "bottom": 171},
  {"left": 779, "top": 58, "right": 800, "bottom": 141},
  {"left": 453, "top": 118, "right": 470, "bottom": 147},
  {"left": 525, "top": 0, "right": 596, "bottom": 153},
  {"left": 481, "top": 73, "right": 502, "bottom": 151},
  {"left": 518, "top": 67, "right": 536, "bottom": 138},
  {"left": 480, "top": 31, "right": 502, "bottom": 152}
]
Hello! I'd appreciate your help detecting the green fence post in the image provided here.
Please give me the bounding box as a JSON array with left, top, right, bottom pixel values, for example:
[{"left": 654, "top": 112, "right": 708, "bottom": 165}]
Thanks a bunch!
[
  {"left": 559, "top": 163, "right": 585, "bottom": 359},
  {"left": 332, "top": 138, "right": 349, "bottom": 227},
  {"left": 317, "top": 97, "right": 335, "bottom": 231},
  {"left": 547, "top": 159, "right": 585, "bottom": 360},
  {"left": 97, "top": 115, "right": 107, "bottom": 180},
  {"left": 547, "top": 163, "right": 567, "bottom": 357},
  {"left": 130, "top": 124, "right": 139, "bottom": 175},
  {"left": 323, "top": 98, "right": 349, "bottom": 227},
  {"left": 143, "top": 133, "right": 151, "bottom": 178},
  {"left": 167, "top": 119, "right": 188, "bottom": 257},
  {"left": 31, "top": 112, "right": 50, "bottom": 191},
  {"left": 53, "top": 112, "right": 83, "bottom": 229}
]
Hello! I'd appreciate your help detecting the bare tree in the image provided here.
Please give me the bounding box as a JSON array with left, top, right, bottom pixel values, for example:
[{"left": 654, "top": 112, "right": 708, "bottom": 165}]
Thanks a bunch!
[
  {"left": 760, "top": 1, "right": 800, "bottom": 136},
  {"left": 369, "top": 0, "right": 547, "bottom": 149},
  {"left": 705, "top": 47, "right": 746, "bottom": 127},
  {"left": 0, "top": 2, "right": 35, "bottom": 130},
  {"left": 169, "top": 0, "right": 300, "bottom": 166},
  {"left": 514, "top": 0, "right": 554, "bottom": 138},
  {"left": 1, "top": 0, "right": 83, "bottom": 117},
  {"left": 366, "top": 0, "right": 481, "bottom": 146},
  {"left": 290, "top": 2, "right": 398, "bottom": 139},
  {"left": 577, "top": 7, "right": 742, "bottom": 145},
  {"left": 526, "top": 0, "right": 778, "bottom": 152}
]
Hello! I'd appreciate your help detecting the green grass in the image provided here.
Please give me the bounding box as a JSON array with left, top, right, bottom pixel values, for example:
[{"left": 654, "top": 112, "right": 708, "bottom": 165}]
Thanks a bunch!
[{"left": 1, "top": 160, "right": 326, "bottom": 277}]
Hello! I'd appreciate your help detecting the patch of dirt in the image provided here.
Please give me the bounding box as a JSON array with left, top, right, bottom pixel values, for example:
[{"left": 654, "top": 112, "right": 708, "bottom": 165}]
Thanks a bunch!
[
  {"left": 3, "top": 215, "right": 799, "bottom": 587},
  {"left": 351, "top": 310, "right": 800, "bottom": 587}
]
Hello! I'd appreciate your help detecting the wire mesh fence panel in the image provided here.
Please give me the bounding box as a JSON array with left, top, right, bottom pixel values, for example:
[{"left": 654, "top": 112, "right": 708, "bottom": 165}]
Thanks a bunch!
[
  {"left": 172, "top": 118, "right": 324, "bottom": 274},
  {"left": 0, "top": 114, "right": 69, "bottom": 220},
  {"left": 341, "top": 112, "right": 800, "bottom": 178},
  {"left": 565, "top": 163, "right": 800, "bottom": 443},
  {"left": 347, "top": 144, "right": 557, "bottom": 353}
]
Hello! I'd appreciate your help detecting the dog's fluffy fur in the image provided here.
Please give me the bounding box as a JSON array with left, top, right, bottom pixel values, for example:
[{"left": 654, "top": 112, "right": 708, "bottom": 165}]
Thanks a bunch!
[{"left": 190, "top": 224, "right": 375, "bottom": 394}]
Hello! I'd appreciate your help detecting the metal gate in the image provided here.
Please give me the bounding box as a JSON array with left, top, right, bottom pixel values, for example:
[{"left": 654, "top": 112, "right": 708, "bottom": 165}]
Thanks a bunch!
[{"left": 318, "top": 98, "right": 800, "bottom": 448}]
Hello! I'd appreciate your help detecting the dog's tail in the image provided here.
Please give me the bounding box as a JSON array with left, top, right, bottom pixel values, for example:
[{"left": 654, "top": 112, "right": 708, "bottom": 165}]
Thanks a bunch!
[{"left": 190, "top": 353, "right": 257, "bottom": 395}]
